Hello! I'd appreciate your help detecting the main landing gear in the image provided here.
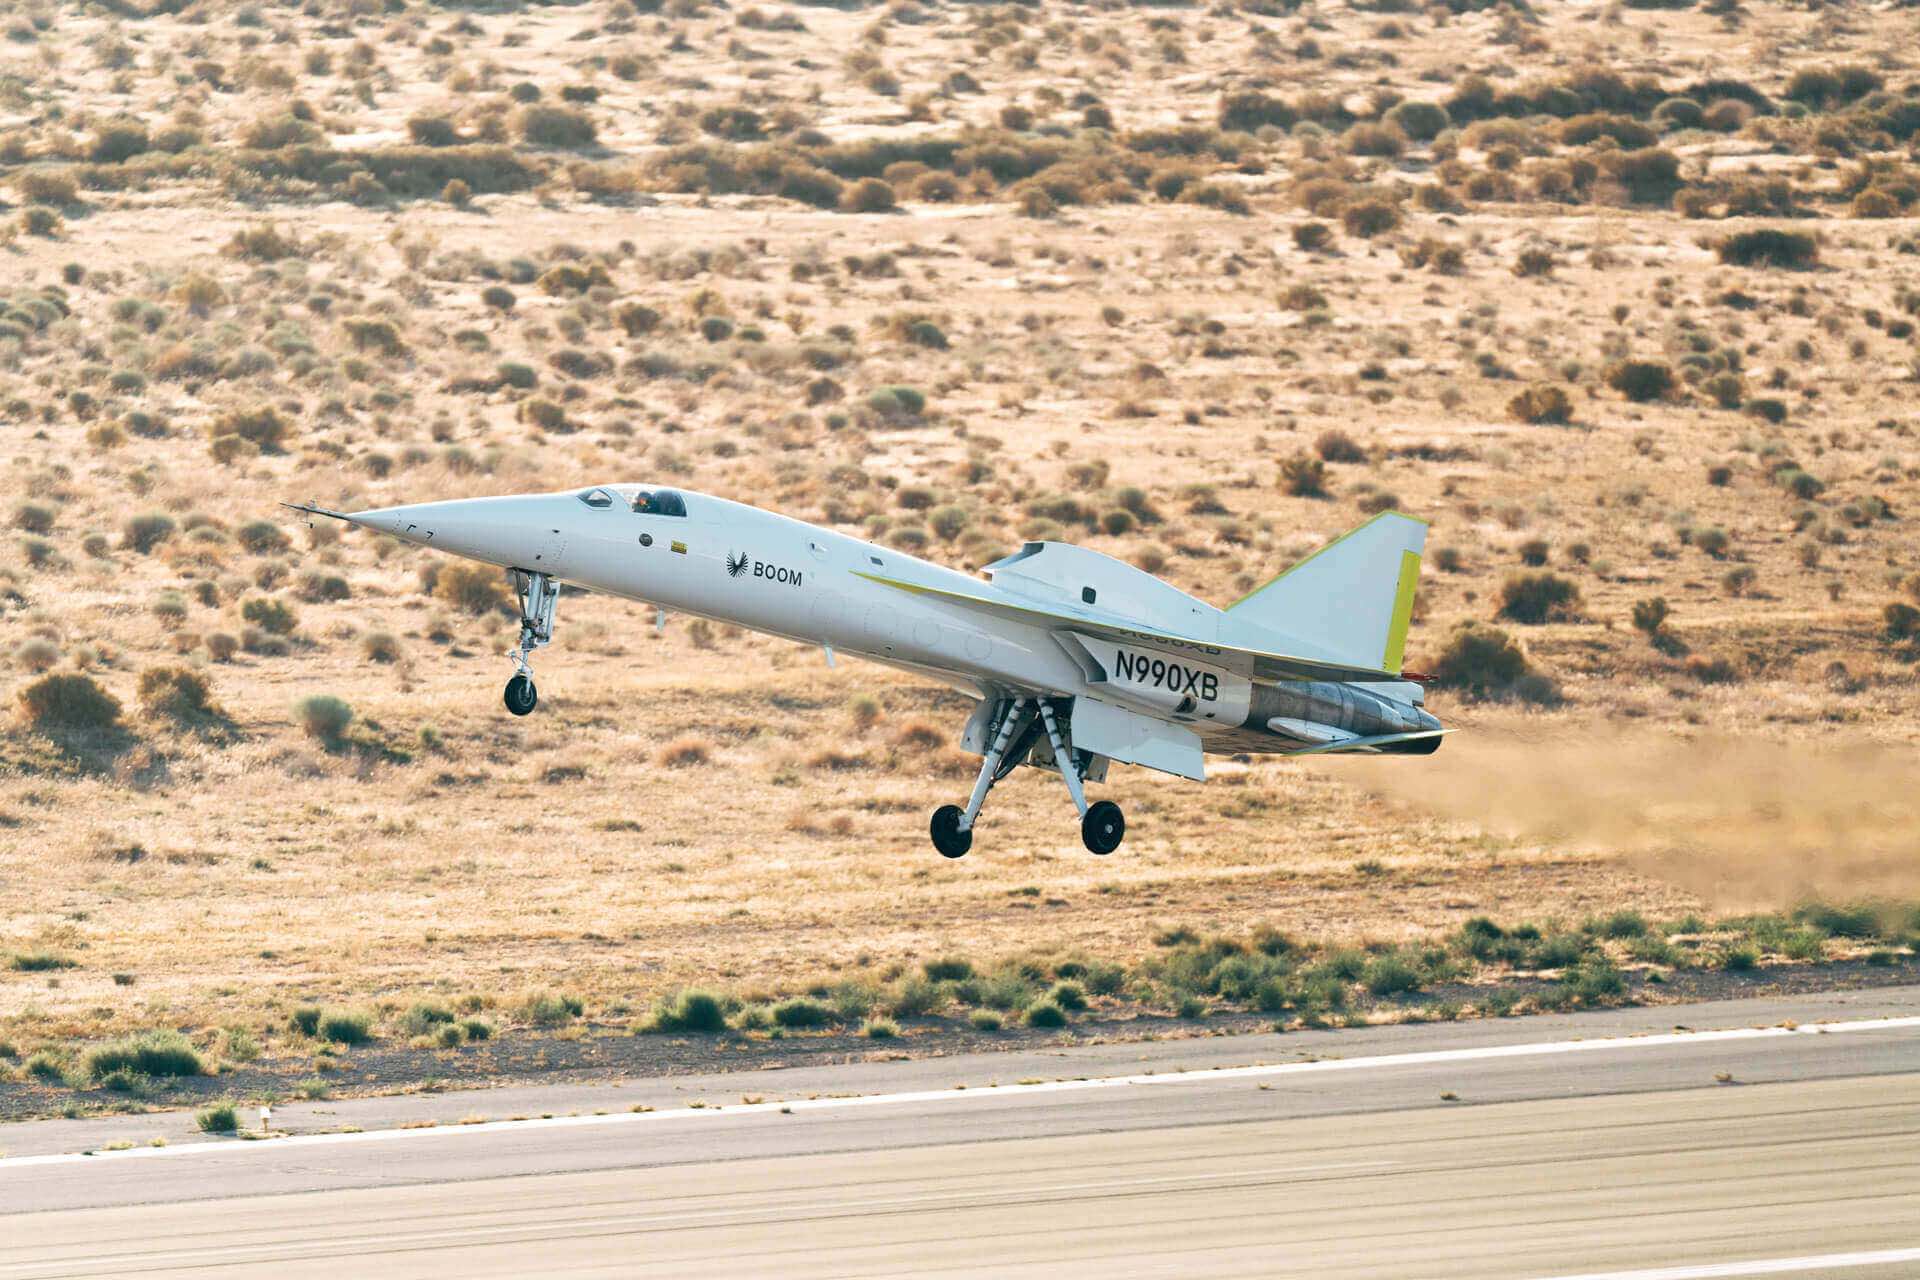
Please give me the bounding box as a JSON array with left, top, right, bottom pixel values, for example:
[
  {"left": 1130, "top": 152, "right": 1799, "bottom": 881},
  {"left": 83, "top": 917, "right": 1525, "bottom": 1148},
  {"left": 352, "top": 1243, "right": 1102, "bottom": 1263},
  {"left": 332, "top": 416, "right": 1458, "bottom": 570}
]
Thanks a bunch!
[
  {"left": 503, "top": 570, "right": 557, "bottom": 717},
  {"left": 931, "top": 697, "right": 1125, "bottom": 859}
]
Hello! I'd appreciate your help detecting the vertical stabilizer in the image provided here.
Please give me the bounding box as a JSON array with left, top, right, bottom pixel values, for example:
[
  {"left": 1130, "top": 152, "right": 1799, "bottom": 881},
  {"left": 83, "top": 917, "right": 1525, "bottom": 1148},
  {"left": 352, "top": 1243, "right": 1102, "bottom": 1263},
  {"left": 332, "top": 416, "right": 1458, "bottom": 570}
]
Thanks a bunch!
[{"left": 1222, "top": 511, "right": 1426, "bottom": 675}]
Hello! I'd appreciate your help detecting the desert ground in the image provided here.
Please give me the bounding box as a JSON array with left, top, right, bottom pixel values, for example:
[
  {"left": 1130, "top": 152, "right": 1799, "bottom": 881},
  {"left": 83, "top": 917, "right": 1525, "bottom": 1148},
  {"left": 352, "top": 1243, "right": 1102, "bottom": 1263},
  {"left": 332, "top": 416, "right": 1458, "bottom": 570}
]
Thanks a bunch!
[{"left": 3, "top": 0, "right": 1920, "bottom": 1108}]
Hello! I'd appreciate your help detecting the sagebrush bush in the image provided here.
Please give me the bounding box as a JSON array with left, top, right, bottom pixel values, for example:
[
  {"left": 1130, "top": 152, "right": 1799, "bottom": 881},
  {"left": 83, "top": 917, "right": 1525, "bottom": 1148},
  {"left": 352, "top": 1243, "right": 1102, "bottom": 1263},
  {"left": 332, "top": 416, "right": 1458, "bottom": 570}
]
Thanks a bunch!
[
  {"left": 1498, "top": 572, "right": 1581, "bottom": 625},
  {"left": 211, "top": 405, "right": 291, "bottom": 453},
  {"left": 658, "top": 737, "right": 712, "bottom": 767},
  {"left": 83, "top": 1029, "right": 204, "bottom": 1081},
  {"left": 1605, "top": 360, "right": 1675, "bottom": 403},
  {"left": 1428, "top": 623, "right": 1531, "bottom": 698},
  {"left": 1508, "top": 385, "right": 1571, "bottom": 424},
  {"left": 518, "top": 991, "right": 583, "bottom": 1026},
  {"left": 138, "top": 667, "right": 218, "bottom": 721},
  {"left": 434, "top": 563, "right": 509, "bottom": 615},
  {"left": 1341, "top": 198, "right": 1401, "bottom": 238},
  {"left": 646, "top": 989, "right": 728, "bottom": 1032},
  {"left": 236, "top": 520, "right": 290, "bottom": 555},
  {"left": 772, "top": 996, "right": 833, "bottom": 1028},
  {"left": 840, "top": 177, "right": 896, "bottom": 213},
  {"left": 1024, "top": 1000, "right": 1068, "bottom": 1028},
  {"left": 1315, "top": 430, "right": 1366, "bottom": 463},
  {"left": 1343, "top": 121, "right": 1406, "bottom": 157},
  {"left": 122, "top": 513, "right": 176, "bottom": 554},
  {"left": 518, "top": 105, "right": 597, "bottom": 149},
  {"left": 407, "top": 114, "right": 459, "bottom": 147},
  {"left": 12, "top": 502, "right": 55, "bottom": 535},
  {"left": 1386, "top": 99, "right": 1450, "bottom": 142},
  {"left": 296, "top": 695, "right": 353, "bottom": 742},
  {"left": 90, "top": 122, "right": 150, "bottom": 164},
  {"left": 1716, "top": 228, "right": 1819, "bottom": 269},
  {"left": 18, "top": 673, "right": 121, "bottom": 730},
  {"left": 318, "top": 1008, "right": 374, "bottom": 1045},
  {"left": 241, "top": 597, "right": 296, "bottom": 635},
  {"left": 16, "top": 169, "right": 78, "bottom": 204},
  {"left": 1279, "top": 453, "right": 1329, "bottom": 497},
  {"left": 361, "top": 631, "right": 402, "bottom": 664},
  {"left": 1602, "top": 148, "right": 1681, "bottom": 204}
]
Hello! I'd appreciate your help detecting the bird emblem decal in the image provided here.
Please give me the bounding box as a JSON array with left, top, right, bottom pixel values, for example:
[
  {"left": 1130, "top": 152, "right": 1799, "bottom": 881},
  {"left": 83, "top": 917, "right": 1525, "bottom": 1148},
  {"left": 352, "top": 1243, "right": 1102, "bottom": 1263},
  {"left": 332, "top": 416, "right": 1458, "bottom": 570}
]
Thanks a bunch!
[{"left": 726, "top": 550, "right": 750, "bottom": 579}]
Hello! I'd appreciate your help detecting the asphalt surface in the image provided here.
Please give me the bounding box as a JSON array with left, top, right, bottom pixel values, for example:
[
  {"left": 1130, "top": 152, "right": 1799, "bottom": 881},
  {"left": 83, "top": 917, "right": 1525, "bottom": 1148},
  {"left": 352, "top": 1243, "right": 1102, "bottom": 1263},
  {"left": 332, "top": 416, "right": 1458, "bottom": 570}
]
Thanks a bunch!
[{"left": 4, "top": 986, "right": 1919, "bottom": 1279}]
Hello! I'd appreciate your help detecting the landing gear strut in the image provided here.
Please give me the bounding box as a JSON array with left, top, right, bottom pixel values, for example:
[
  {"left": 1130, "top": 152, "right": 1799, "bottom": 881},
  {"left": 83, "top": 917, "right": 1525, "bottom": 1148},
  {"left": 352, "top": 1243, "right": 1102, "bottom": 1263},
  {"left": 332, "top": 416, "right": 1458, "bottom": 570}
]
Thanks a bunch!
[
  {"left": 929, "top": 697, "right": 1125, "bottom": 858},
  {"left": 504, "top": 570, "right": 557, "bottom": 717}
]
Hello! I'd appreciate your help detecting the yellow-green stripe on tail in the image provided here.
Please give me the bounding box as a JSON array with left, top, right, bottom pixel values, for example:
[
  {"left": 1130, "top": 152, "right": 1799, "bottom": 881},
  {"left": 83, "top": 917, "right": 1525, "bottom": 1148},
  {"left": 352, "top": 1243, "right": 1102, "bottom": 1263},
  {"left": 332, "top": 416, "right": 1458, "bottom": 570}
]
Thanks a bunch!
[
  {"left": 1382, "top": 548, "right": 1421, "bottom": 673},
  {"left": 1221, "top": 511, "right": 1428, "bottom": 677}
]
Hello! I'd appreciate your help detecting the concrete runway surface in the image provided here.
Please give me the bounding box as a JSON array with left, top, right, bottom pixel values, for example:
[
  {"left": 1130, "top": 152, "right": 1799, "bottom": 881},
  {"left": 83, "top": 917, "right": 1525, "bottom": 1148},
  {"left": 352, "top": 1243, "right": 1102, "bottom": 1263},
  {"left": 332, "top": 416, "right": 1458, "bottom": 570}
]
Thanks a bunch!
[{"left": 4, "top": 987, "right": 1919, "bottom": 1279}]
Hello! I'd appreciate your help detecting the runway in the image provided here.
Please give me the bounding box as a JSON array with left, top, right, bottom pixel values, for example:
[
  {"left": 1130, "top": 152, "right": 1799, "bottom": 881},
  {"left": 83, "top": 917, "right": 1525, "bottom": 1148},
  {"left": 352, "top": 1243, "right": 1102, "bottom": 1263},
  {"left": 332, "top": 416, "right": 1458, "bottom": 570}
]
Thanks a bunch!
[{"left": 4, "top": 988, "right": 1919, "bottom": 1278}]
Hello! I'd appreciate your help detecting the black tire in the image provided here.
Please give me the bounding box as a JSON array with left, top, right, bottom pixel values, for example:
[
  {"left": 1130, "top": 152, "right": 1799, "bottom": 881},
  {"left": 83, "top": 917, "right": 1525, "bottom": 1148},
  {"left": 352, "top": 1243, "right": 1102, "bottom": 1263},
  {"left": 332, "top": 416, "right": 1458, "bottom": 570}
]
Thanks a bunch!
[
  {"left": 1081, "top": 800, "right": 1124, "bottom": 855},
  {"left": 504, "top": 674, "right": 538, "bottom": 717},
  {"left": 930, "top": 804, "right": 972, "bottom": 859}
]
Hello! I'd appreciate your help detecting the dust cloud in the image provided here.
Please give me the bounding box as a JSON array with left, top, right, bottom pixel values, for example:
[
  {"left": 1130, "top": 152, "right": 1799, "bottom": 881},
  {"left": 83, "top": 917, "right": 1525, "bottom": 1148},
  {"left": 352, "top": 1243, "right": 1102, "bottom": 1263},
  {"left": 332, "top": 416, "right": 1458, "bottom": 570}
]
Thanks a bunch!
[{"left": 1330, "top": 728, "right": 1920, "bottom": 910}]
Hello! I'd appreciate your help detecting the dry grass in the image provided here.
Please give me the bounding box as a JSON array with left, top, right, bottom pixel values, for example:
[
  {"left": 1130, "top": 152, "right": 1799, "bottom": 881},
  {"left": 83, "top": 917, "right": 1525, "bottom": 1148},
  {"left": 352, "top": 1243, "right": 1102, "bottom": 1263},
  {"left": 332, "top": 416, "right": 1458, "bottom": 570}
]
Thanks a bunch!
[{"left": 2, "top": 0, "right": 1919, "bottom": 1066}]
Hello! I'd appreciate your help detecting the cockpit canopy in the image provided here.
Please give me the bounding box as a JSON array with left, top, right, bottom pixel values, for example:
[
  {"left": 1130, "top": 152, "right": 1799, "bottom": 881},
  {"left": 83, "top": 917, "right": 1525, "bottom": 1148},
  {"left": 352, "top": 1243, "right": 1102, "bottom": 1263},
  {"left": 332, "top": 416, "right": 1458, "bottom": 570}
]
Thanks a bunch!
[{"left": 577, "top": 486, "right": 688, "bottom": 517}]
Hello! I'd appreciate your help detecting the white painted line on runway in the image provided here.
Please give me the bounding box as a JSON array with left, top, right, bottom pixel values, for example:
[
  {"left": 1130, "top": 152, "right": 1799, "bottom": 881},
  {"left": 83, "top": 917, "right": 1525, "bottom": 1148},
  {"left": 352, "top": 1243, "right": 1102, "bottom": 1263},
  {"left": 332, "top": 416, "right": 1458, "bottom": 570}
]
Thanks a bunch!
[
  {"left": 1529, "top": 1246, "right": 1920, "bottom": 1279},
  {"left": 6, "top": 1014, "right": 1918, "bottom": 1171}
]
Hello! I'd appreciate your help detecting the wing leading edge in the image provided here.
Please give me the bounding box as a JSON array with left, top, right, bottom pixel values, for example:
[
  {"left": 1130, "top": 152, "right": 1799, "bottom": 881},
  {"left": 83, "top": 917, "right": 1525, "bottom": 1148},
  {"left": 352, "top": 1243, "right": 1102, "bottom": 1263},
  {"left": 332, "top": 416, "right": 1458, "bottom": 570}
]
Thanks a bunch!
[{"left": 851, "top": 571, "right": 1400, "bottom": 684}]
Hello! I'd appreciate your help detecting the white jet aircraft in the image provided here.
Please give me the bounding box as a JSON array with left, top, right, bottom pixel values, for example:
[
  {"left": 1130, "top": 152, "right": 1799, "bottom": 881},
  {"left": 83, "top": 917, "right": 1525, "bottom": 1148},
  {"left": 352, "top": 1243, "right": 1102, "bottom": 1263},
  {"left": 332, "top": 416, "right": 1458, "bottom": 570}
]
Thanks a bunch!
[{"left": 286, "top": 486, "right": 1444, "bottom": 857}]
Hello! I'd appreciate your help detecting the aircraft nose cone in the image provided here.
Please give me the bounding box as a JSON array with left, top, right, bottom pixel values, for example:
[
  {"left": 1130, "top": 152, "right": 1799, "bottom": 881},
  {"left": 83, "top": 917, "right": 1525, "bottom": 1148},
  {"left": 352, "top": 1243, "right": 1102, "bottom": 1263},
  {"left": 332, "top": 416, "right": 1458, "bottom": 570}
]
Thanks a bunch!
[
  {"left": 347, "top": 506, "right": 409, "bottom": 537},
  {"left": 345, "top": 495, "right": 562, "bottom": 570},
  {"left": 347, "top": 503, "right": 443, "bottom": 544}
]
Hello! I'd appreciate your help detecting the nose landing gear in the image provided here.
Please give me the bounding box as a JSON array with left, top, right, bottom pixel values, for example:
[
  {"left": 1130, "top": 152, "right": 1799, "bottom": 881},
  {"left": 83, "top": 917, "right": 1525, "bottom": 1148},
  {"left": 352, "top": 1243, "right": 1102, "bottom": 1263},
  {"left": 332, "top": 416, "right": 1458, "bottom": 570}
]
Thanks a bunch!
[{"left": 504, "top": 570, "right": 557, "bottom": 717}]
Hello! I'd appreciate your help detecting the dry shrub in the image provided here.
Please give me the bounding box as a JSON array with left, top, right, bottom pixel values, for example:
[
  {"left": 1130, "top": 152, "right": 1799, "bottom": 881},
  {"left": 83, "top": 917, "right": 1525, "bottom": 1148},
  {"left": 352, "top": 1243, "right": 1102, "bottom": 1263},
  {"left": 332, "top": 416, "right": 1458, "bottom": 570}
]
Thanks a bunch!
[
  {"left": 361, "top": 632, "right": 401, "bottom": 664},
  {"left": 538, "top": 263, "right": 610, "bottom": 295},
  {"left": 122, "top": 513, "right": 176, "bottom": 553},
  {"left": 840, "top": 177, "right": 896, "bottom": 213},
  {"left": 407, "top": 115, "right": 459, "bottom": 147},
  {"left": 1386, "top": 100, "right": 1450, "bottom": 142},
  {"left": 18, "top": 673, "right": 121, "bottom": 730},
  {"left": 1604, "top": 360, "right": 1674, "bottom": 403},
  {"left": 1315, "top": 430, "right": 1366, "bottom": 463},
  {"left": 211, "top": 405, "right": 292, "bottom": 453},
  {"left": 1427, "top": 623, "right": 1540, "bottom": 701},
  {"left": 138, "top": 667, "right": 219, "bottom": 722},
  {"left": 16, "top": 169, "right": 78, "bottom": 205},
  {"left": 342, "top": 317, "right": 405, "bottom": 356},
  {"left": 88, "top": 121, "right": 149, "bottom": 164},
  {"left": 1600, "top": 148, "right": 1682, "bottom": 205},
  {"left": 224, "top": 225, "right": 302, "bottom": 261},
  {"left": 892, "top": 720, "right": 945, "bottom": 752},
  {"left": 517, "top": 105, "right": 597, "bottom": 149},
  {"left": 1497, "top": 572, "right": 1581, "bottom": 625},
  {"left": 297, "top": 695, "right": 353, "bottom": 742},
  {"left": 1279, "top": 453, "right": 1328, "bottom": 497},
  {"left": 434, "top": 563, "right": 509, "bottom": 616},
  {"left": 658, "top": 737, "right": 712, "bottom": 768},
  {"left": 1341, "top": 198, "right": 1401, "bottom": 238},
  {"left": 1716, "top": 229, "right": 1818, "bottom": 269},
  {"left": 1343, "top": 121, "right": 1406, "bottom": 158},
  {"left": 1508, "top": 385, "right": 1571, "bottom": 425}
]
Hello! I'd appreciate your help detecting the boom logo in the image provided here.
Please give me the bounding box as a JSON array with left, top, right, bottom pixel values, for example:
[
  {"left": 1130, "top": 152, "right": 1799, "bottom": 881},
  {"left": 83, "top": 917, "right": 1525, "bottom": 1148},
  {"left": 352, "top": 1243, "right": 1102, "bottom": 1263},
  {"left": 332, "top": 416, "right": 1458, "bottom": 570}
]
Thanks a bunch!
[
  {"left": 726, "top": 551, "right": 803, "bottom": 587},
  {"left": 1113, "top": 648, "right": 1219, "bottom": 701}
]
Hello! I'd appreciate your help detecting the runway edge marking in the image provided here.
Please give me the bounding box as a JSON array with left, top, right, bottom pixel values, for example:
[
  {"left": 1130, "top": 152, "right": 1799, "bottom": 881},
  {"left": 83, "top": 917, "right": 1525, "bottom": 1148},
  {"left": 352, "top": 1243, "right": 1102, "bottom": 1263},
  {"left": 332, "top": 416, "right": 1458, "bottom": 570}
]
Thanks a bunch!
[
  {"left": 7, "top": 1014, "right": 1920, "bottom": 1171},
  {"left": 1523, "top": 1245, "right": 1920, "bottom": 1279}
]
